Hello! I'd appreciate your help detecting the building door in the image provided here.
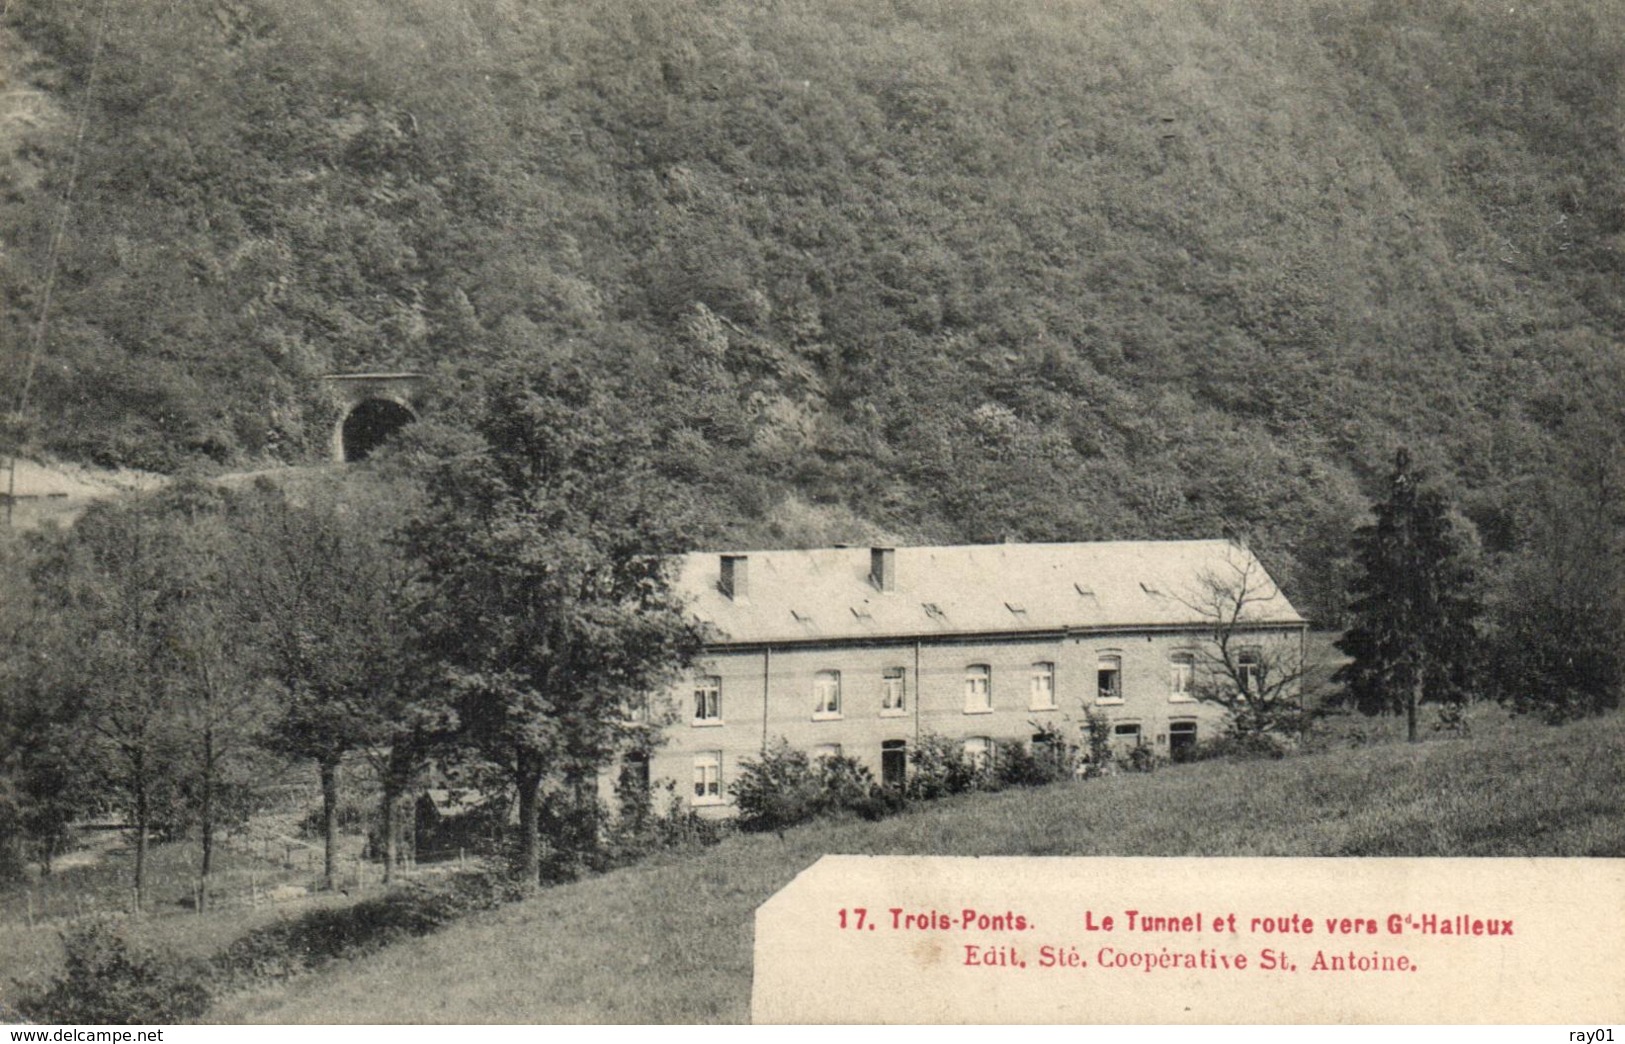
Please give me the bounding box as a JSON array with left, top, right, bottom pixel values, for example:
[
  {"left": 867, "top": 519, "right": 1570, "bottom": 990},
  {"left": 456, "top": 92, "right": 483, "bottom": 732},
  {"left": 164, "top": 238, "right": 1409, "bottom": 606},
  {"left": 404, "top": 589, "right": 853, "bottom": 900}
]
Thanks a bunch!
[
  {"left": 882, "top": 740, "right": 907, "bottom": 788},
  {"left": 1169, "top": 720, "right": 1198, "bottom": 762}
]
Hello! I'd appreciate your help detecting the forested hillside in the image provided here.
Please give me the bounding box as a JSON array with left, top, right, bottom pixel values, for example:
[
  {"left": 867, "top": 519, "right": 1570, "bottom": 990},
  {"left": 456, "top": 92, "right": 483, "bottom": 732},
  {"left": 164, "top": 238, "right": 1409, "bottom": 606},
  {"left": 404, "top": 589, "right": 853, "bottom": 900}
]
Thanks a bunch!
[{"left": 3, "top": 0, "right": 1622, "bottom": 620}]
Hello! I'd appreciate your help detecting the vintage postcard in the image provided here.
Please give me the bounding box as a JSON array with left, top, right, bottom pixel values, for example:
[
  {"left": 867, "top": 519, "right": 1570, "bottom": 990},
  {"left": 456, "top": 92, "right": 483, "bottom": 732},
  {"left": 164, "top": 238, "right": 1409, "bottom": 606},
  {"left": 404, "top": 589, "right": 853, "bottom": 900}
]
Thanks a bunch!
[{"left": 1, "top": 0, "right": 1620, "bottom": 1029}]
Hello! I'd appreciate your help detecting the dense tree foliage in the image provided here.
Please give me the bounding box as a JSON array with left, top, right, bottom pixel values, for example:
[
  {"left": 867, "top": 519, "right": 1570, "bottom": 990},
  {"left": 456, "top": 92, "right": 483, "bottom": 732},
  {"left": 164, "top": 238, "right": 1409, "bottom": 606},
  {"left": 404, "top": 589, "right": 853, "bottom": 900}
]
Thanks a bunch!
[
  {"left": 1, "top": 0, "right": 1621, "bottom": 896},
  {"left": 404, "top": 363, "right": 703, "bottom": 889},
  {"left": 4, "top": 0, "right": 1623, "bottom": 622},
  {"left": 1485, "top": 411, "right": 1625, "bottom": 723},
  {"left": 233, "top": 481, "right": 415, "bottom": 891},
  {"left": 1335, "top": 450, "right": 1483, "bottom": 742}
]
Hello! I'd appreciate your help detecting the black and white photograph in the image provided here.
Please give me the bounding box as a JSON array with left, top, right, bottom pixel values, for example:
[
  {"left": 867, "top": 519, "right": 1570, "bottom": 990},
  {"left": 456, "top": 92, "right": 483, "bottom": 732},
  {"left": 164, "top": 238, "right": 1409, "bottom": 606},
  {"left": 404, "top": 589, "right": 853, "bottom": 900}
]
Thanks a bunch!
[{"left": 0, "top": 0, "right": 1621, "bottom": 1027}]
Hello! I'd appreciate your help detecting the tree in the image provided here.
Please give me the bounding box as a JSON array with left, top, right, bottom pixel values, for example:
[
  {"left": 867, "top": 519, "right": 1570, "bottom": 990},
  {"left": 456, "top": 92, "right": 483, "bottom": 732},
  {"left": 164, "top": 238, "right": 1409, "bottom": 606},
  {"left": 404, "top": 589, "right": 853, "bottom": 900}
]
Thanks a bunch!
[
  {"left": 1335, "top": 449, "right": 1482, "bottom": 742},
  {"left": 235, "top": 481, "right": 414, "bottom": 891},
  {"left": 153, "top": 482, "right": 278, "bottom": 909},
  {"left": 1487, "top": 414, "right": 1624, "bottom": 722},
  {"left": 405, "top": 364, "right": 703, "bottom": 891},
  {"left": 27, "top": 498, "right": 193, "bottom": 911},
  {"left": 0, "top": 535, "right": 84, "bottom": 878},
  {"left": 1179, "top": 544, "right": 1315, "bottom": 747}
]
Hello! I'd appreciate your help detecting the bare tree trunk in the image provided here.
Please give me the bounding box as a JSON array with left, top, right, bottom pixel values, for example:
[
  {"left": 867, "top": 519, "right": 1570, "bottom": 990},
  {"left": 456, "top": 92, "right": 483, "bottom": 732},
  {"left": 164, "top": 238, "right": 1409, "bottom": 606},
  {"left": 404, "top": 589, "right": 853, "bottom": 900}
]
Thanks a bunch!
[
  {"left": 381, "top": 784, "right": 398, "bottom": 885},
  {"left": 199, "top": 726, "right": 215, "bottom": 911},
  {"left": 319, "top": 757, "right": 340, "bottom": 891},
  {"left": 515, "top": 759, "right": 542, "bottom": 894},
  {"left": 132, "top": 777, "right": 149, "bottom": 915},
  {"left": 1408, "top": 676, "right": 1422, "bottom": 743},
  {"left": 380, "top": 739, "right": 415, "bottom": 885}
]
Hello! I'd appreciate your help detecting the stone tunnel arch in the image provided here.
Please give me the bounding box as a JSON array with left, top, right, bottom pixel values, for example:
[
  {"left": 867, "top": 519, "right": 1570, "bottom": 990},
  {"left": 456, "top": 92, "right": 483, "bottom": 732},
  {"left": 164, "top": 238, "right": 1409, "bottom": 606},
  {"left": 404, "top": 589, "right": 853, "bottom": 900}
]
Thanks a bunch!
[
  {"left": 320, "top": 373, "right": 428, "bottom": 463},
  {"left": 341, "top": 398, "right": 416, "bottom": 462}
]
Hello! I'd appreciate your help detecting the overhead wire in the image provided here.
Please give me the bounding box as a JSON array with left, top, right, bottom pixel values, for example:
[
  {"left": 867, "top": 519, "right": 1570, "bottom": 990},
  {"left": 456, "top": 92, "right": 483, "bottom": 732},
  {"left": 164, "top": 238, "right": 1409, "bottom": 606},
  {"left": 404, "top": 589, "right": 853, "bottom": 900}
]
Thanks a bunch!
[{"left": 5, "top": 0, "right": 113, "bottom": 524}]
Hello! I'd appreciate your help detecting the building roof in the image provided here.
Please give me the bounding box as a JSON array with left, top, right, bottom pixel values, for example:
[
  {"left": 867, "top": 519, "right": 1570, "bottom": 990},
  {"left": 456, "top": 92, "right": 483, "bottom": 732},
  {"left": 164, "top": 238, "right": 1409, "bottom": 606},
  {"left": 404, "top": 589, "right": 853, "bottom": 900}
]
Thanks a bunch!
[{"left": 674, "top": 540, "right": 1305, "bottom": 646}]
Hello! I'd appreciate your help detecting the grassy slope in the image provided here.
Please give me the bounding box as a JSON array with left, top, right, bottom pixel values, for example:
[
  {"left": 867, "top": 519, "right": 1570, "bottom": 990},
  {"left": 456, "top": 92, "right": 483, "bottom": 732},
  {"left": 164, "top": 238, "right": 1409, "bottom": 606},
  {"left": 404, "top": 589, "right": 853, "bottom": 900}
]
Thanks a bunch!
[
  {"left": 210, "top": 709, "right": 1625, "bottom": 1024},
  {"left": 0, "top": 835, "right": 371, "bottom": 1008}
]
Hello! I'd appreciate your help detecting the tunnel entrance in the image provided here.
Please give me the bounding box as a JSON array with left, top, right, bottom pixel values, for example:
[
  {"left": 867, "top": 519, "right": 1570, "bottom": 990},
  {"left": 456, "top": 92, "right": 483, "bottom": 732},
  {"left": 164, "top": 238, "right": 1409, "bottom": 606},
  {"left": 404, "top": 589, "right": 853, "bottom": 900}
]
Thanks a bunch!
[{"left": 341, "top": 398, "right": 415, "bottom": 462}]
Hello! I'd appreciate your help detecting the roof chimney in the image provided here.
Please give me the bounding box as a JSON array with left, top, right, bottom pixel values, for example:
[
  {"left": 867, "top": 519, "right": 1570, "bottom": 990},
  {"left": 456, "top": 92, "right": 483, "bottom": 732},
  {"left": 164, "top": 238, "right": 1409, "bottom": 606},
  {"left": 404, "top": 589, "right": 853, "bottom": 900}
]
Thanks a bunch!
[
  {"left": 720, "top": 554, "right": 749, "bottom": 603},
  {"left": 870, "top": 546, "right": 896, "bottom": 593}
]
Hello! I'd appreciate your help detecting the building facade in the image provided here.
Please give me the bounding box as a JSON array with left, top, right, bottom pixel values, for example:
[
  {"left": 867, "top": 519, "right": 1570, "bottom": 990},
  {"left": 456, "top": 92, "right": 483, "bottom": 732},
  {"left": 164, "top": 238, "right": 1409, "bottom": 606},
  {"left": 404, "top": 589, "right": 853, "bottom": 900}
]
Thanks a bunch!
[{"left": 641, "top": 541, "right": 1306, "bottom": 813}]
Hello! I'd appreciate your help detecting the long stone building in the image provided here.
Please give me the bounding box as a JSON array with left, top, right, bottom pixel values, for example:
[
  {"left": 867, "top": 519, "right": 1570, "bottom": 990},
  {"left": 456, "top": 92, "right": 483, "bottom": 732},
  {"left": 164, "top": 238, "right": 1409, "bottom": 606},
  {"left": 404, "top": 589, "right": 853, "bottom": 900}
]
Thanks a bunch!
[{"left": 637, "top": 540, "right": 1306, "bottom": 813}]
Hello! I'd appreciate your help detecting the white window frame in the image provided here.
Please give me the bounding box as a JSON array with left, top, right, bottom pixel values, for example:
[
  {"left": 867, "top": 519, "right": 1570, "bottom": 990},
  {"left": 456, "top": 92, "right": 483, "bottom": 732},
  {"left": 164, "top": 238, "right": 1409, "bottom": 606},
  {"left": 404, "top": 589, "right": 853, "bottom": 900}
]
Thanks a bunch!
[
  {"left": 1029, "top": 661, "right": 1057, "bottom": 711},
  {"left": 813, "top": 743, "right": 843, "bottom": 761},
  {"left": 880, "top": 667, "right": 908, "bottom": 717},
  {"left": 813, "top": 669, "right": 843, "bottom": 720},
  {"left": 963, "top": 664, "right": 993, "bottom": 714},
  {"left": 963, "top": 735, "right": 995, "bottom": 769},
  {"left": 1096, "top": 653, "right": 1124, "bottom": 705},
  {"left": 693, "top": 675, "right": 723, "bottom": 725},
  {"left": 1111, "top": 721, "right": 1142, "bottom": 746},
  {"left": 1169, "top": 653, "right": 1196, "bottom": 703},
  {"left": 693, "top": 751, "right": 723, "bottom": 806}
]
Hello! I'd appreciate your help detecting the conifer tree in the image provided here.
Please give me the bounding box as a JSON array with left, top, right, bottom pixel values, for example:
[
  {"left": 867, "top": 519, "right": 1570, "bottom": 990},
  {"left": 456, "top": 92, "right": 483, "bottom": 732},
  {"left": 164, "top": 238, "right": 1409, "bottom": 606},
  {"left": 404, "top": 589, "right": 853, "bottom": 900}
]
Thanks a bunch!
[{"left": 1335, "top": 449, "right": 1481, "bottom": 741}]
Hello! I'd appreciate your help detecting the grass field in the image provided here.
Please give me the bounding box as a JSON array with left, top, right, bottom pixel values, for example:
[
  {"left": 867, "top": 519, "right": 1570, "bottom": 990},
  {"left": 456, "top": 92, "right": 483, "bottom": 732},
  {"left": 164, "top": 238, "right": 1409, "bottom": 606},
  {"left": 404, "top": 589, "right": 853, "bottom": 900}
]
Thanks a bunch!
[
  {"left": 0, "top": 824, "right": 372, "bottom": 1007},
  {"left": 205, "top": 707, "right": 1625, "bottom": 1024}
]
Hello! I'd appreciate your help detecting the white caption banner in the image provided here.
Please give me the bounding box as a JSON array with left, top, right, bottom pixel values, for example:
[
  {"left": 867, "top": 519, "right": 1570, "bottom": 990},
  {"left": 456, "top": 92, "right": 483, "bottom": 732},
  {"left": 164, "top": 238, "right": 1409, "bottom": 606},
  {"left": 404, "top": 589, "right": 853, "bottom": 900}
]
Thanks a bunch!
[{"left": 752, "top": 855, "right": 1625, "bottom": 1024}]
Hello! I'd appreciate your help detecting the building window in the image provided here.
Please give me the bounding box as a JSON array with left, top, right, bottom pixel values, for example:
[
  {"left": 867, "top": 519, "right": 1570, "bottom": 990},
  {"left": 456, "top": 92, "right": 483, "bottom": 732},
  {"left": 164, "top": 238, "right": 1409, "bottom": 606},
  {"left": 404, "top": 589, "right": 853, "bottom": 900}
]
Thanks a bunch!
[
  {"left": 882, "top": 740, "right": 908, "bottom": 788},
  {"left": 814, "top": 743, "right": 843, "bottom": 761},
  {"left": 620, "top": 751, "right": 650, "bottom": 794},
  {"left": 1169, "top": 654, "right": 1196, "bottom": 703},
  {"left": 693, "top": 751, "right": 722, "bottom": 805},
  {"left": 1112, "top": 722, "right": 1142, "bottom": 746},
  {"left": 1237, "top": 648, "right": 1262, "bottom": 698},
  {"left": 963, "top": 736, "right": 995, "bottom": 769},
  {"left": 964, "top": 664, "right": 992, "bottom": 713},
  {"left": 813, "top": 670, "right": 843, "bottom": 719},
  {"left": 1030, "top": 662, "right": 1057, "bottom": 710},
  {"left": 881, "top": 667, "right": 907, "bottom": 715},
  {"left": 1097, "top": 654, "right": 1123, "bottom": 704},
  {"left": 693, "top": 675, "right": 722, "bottom": 723},
  {"left": 1169, "top": 720, "right": 1198, "bottom": 762}
]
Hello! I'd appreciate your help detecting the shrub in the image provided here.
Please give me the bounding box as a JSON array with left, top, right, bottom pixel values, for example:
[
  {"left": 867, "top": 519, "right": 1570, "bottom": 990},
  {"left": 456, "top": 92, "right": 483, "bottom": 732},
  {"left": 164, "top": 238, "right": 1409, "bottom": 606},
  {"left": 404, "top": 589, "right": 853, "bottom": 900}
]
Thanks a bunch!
[
  {"left": 1431, "top": 701, "right": 1472, "bottom": 736},
  {"left": 651, "top": 782, "right": 727, "bottom": 849},
  {"left": 997, "top": 724, "right": 1078, "bottom": 786},
  {"left": 1190, "top": 732, "right": 1291, "bottom": 762},
  {"left": 730, "top": 739, "right": 822, "bottom": 834},
  {"left": 848, "top": 783, "right": 910, "bottom": 822},
  {"left": 906, "top": 733, "right": 981, "bottom": 800},
  {"left": 732, "top": 743, "right": 909, "bottom": 834},
  {"left": 536, "top": 791, "right": 612, "bottom": 884},
  {"left": 1080, "top": 710, "right": 1114, "bottom": 778},
  {"left": 214, "top": 866, "right": 519, "bottom": 984},
  {"left": 26, "top": 918, "right": 211, "bottom": 1024},
  {"left": 1125, "top": 741, "right": 1158, "bottom": 773},
  {"left": 813, "top": 754, "right": 879, "bottom": 816}
]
